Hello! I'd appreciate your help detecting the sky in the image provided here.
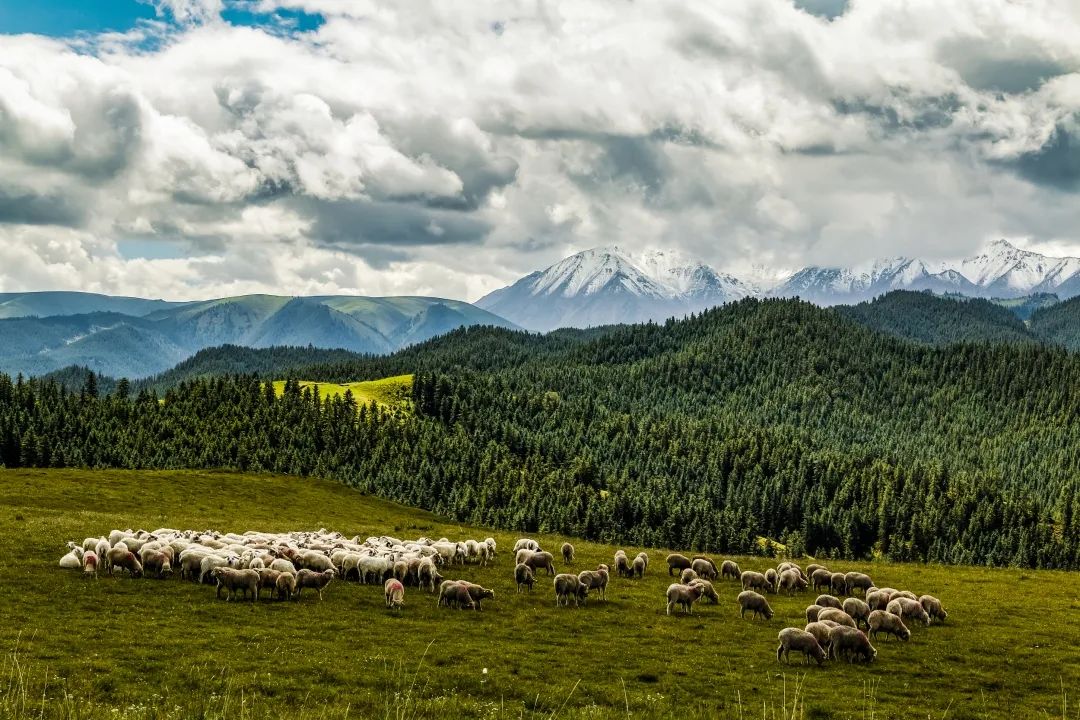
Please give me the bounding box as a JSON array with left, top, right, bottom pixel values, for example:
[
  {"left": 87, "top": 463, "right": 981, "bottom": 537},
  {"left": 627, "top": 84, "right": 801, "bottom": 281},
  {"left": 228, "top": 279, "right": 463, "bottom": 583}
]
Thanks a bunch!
[{"left": 1, "top": 0, "right": 1080, "bottom": 301}]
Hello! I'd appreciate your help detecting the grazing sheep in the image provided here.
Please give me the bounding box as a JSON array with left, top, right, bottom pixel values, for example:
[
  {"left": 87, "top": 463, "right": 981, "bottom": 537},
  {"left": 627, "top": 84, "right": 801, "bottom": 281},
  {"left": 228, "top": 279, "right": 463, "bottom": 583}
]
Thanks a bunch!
[
  {"left": 59, "top": 549, "right": 83, "bottom": 570},
  {"left": 578, "top": 569, "right": 609, "bottom": 601},
  {"left": 108, "top": 549, "right": 143, "bottom": 578},
  {"left": 82, "top": 552, "right": 99, "bottom": 579},
  {"left": 776, "top": 628, "right": 826, "bottom": 665},
  {"left": 738, "top": 590, "right": 774, "bottom": 620},
  {"left": 688, "top": 578, "right": 720, "bottom": 604},
  {"left": 524, "top": 551, "right": 556, "bottom": 576},
  {"left": 295, "top": 568, "right": 336, "bottom": 601},
  {"left": 887, "top": 597, "right": 931, "bottom": 626},
  {"left": 741, "top": 571, "right": 772, "bottom": 593},
  {"left": 632, "top": 555, "right": 647, "bottom": 578},
  {"left": 817, "top": 607, "right": 857, "bottom": 628},
  {"left": 720, "top": 560, "right": 741, "bottom": 580},
  {"left": 666, "top": 583, "right": 705, "bottom": 615},
  {"left": 515, "top": 563, "right": 535, "bottom": 592},
  {"left": 615, "top": 551, "right": 633, "bottom": 578},
  {"left": 829, "top": 572, "right": 847, "bottom": 595},
  {"left": 515, "top": 549, "right": 535, "bottom": 567},
  {"left": 892, "top": 590, "right": 917, "bottom": 601},
  {"left": 866, "top": 589, "right": 893, "bottom": 611},
  {"left": 919, "top": 595, "right": 948, "bottom": 623},
  {"left": 554, "top": 573, "right": 589, "bottom": 608},
  {"left": 417, "top": 558, "right": 443, "bottom": 593},
  {"left": 680, "top": 568, "right": 699, "bottom": 585},
  {"left": 484, "top": 538, "right": 497, "bottom": 558},
  {"left": 845, "top": 572, "right": 873, "bottom": 595},
  {"left": 691, "top": 556, "right": 719, "bottom": 581},
  {"left": 458, "top": 581, "right": 496, "bottom": 610},
  {"left": 810, "top": 568, "right": 833, "bottom": 591},
  {"left": 779, "top": 568, "right": 808, "bottom": 595},
  {"left": 436, "top": 581, "right": 474, "bottom": 609},
  {"left": 843, "top": 597, "right": 872, "bottom": 628},
  {"left": 868, "top": 610, "right": 910, "bottom": 641},
  {"left": 255, "top": 569, "right": 282, "bottom": 599},
  {"left": 828, "top": 626, "right": 877, "bottom": 663},
  {"left": 815, "top": 594, "right": 842, "bottom": 610},
  {"left": 561, "top": 542, "right": 575, "bottom": 564},
  {"left": 764, "top": 568, "right": 779, "bottom": 593},
  {"left": 211, "top": 567, "right": 259, "bottom": 602},
  {"left": 94, "top": 539, "right": 111, "bottom": 564},
  {"left": 803, "top": 621, "right": 836, "bottom": 652},
  {"left": 384, "top": 578, "right": 405, "bottom": 610},
  {"left": 805, "top": 604, "right": 825, "bottom": 624},
  {"left": 666, "top": 553, "right": 692, "bottom": 576},
  {"left": 805, "top": 564, "right": 827, "bottom": 580},
  {"left": 513, "top": 538, "right": 540, "bottom": 553},
  {"left": 142, "top": 550, "right": 173, "bottom": 579}
]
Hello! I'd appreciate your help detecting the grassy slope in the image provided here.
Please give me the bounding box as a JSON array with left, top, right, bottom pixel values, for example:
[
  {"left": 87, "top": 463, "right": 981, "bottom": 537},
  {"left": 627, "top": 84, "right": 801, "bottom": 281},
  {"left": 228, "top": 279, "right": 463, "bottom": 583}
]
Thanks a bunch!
[
  {"left": 270, "top": 375, "right": 413, "bottom": 409},
  {"left": 1, "top": 470, "right": 1077, "bottom": 720}
]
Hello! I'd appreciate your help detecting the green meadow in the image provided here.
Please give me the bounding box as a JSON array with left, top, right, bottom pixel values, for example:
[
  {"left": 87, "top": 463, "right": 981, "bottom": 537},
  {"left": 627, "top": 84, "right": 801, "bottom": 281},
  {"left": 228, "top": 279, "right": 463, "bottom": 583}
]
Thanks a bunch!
[
  {"left": 1, "top": 469, "right": 1076, "bottom": 719},
  {"left": 269, "top": 375, "right": 413, "bottom": 409}
]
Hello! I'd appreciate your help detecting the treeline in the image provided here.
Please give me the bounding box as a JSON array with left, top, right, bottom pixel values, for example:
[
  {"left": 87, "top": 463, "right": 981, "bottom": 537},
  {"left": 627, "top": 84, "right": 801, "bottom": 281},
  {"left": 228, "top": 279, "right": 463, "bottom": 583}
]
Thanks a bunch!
[{"left": 2, "top": 298, "right": 1079, "bottom": 569}]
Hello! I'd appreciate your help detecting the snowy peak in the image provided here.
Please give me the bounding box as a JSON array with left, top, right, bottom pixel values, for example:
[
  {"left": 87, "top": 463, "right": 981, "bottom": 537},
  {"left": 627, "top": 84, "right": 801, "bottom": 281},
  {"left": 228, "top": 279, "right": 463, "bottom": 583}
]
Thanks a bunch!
[{"left": 527, "top": 246, "right": 672, "bottom": 299}]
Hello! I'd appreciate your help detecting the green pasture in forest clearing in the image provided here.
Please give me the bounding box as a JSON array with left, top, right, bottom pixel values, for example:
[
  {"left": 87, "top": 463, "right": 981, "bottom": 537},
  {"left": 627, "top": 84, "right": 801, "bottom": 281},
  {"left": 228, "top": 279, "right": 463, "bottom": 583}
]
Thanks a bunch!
[
  {"left": 270, "top": 374, "right": 412, "bottom": 409},
  {"left": 1, "top": 469, "right": 1077, "bottom": 720}
]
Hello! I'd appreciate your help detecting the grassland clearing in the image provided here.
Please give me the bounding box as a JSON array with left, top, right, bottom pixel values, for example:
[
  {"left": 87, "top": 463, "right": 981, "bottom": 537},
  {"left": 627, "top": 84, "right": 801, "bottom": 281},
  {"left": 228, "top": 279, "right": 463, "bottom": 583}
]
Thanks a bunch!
[
  {"left": 1, "top": 469, "right": 1077, "bottom": 719},
  {"left": 270, "top": 375, "right": 412, "bottom": 409}
]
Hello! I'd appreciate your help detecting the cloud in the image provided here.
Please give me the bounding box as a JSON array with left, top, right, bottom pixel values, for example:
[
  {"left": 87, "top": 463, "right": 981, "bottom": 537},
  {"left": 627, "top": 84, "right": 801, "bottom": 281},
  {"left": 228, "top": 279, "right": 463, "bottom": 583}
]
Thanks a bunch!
[{"left": 0, "top": 0, "right": 1079, "bottom": 302}]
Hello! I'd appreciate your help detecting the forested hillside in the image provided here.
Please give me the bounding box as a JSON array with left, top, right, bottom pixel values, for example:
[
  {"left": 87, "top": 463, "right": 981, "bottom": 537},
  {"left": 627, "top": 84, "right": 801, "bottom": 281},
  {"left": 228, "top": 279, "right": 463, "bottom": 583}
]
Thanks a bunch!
[
  {"left": 2, "top": 298, "right": 1078, "bottom": 569},
  {"left": 1030, "top": 295, "right": 1080, "bottom": 350}
]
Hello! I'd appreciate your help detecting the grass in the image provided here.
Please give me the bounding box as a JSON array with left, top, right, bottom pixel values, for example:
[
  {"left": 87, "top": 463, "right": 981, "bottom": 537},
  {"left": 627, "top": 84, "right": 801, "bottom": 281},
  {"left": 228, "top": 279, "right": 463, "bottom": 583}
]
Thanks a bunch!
[
  {"left": 0, "top": 468, "right": 1077, "bottom": 719},
  {"left": 270, "top": 375, "right": 412, "bottom": 409}
]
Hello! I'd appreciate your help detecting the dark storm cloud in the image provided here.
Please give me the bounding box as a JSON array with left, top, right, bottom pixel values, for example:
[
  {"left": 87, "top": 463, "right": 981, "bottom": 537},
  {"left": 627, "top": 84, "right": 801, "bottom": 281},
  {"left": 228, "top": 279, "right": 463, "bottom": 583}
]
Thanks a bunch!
[
  {"left": 1010, "top": 122, "right": 1080, "bottom": 192},
  {"left": 301, "top": 197, "right": 493, "bottom": 249},
  {"left": 0, "top": 188, "right": 85, "bottom": 227}
]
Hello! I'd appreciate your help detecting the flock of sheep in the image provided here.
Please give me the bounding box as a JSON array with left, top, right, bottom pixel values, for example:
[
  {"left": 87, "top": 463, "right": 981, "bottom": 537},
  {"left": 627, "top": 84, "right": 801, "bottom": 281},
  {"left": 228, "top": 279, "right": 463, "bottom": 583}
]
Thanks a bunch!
[{"left": 58, "top": 529, "right": 946, "bottom": 665}]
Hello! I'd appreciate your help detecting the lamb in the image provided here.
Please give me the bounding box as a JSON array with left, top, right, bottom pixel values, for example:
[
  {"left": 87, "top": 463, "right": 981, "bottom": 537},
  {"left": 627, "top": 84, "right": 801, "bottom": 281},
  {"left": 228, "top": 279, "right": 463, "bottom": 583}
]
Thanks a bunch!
[
  {"left": 59, "top": 548, "right": 83, "bottom": 570},
  {"left": 691, "top": 556, "right": 719, "bottom": 581},
  {"left": 776, "top": 628, "right": 826, "bottom": 665},
  {"left": 738, "top": 590, "right": 774, "bottom": 620},
  {"left": 524, "top": 550, "right": 556, "bottom": 576},
  {"left": 843, "top": 597, "right": 871, "bottom": 628},
  {"left": 817, "top": 607, "right": 857, "bottom": 628},
  {"left": 829, "top": 572, "right": 848, "bottom": 595},
  {"left": 919, "top": 595, "right": 948, "bottom": 623},
  {"left": 108, "top": 549, "right": 143, "bottom": 578},
  {"left": 688, "top": 578, "right": 719, "bottom": 604},
  {"left": 577, "top": 569, "right": 609, "bottom": 601},
  {"left": 815, "top": 594, "right": 842, "bottom": 610},
  {"left": 554, "top": 573, "right": 589, "bottom": 607},
  {"left": 561, "top": 542, "right": 575, "bottom": 564},
  {"left": 844, "top": 572, "right": 874, "bottom": 595},
  {"left": 295, "top": 568, "right": 336, "bottom": 601},
  {"left": 142, "top": 550, "right": 173, "bottom": 579},
  {"left": 720, "top": 560, "right": 741, "bottom": 580},
  {"left": 868, "top": 610, "right": 910, "bottom": 641},
  {"left": 255, "top": 568, "right": 282, "bottom": 599},
  {"left": 211, "top": 567, "right": 260, "bottom": 602},
  {"left": 805, "top": 604, "right": 825, "bottom": 623},
  {"left": 887, "top": 597, "right": 930, "bottom": 626},
  {"left": 515, "top": 563, "right": 535, "bottom": 592},
  {"left": 384, "top": 578, "right": 405, "bottom": 610},
  {"left": 764, "top": 568, "right": 779, "bottom": 593},
  {"left": 615, "top": 551, "right": 632, "bottom": 578},
  {"left": 666, "top": 553, "right": 692, "bottom": 576},
  {"left": 810, "top": 568, "right": 833, "bottom": 591},
  {"left": 828, "top": 626, "right": 877, "bottom": 663},
  {"left": 778, "top": 568, "right": 808, "bottom": 595},
  {"left": 82, "top": 551, "right": 99, "bottom": 579},
  {"left": 666, "top": 583, "right": 705, "bottom": 615},
  {"left": 741, "top": 571, "right": 772, "bottom": 593},
  {"left": 680, "top": 568, "right": 699, "bottom": 585}
]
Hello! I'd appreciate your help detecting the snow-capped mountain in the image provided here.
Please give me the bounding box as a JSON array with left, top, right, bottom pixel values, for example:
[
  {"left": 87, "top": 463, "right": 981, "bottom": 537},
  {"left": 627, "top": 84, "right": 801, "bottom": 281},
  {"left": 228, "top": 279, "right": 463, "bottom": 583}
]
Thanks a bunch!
[{"left": 479, "top": 240, "right": 1080, "bottom": 331}]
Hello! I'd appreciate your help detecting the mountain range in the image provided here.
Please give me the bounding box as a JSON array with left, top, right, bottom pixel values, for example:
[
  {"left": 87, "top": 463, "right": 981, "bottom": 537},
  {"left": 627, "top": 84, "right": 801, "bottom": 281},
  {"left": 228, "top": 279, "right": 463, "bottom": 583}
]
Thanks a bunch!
[
  {"left": 0, "top": 293, "right": 515, "bottom": 379},
  {"left": 478, "top": 240, "right": 1080, "bottom": 331}
]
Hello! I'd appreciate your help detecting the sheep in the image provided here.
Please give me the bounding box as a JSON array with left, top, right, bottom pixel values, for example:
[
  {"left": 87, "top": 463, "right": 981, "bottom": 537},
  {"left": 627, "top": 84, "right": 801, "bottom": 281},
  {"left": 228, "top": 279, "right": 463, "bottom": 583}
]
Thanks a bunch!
[
  {"left": 484, "top": 538, "right": 497, "bottom": 558},
  {"left": 680, "top": 568, "right": 699, "bottom": 585},
  {"left": 178, "top": 551, "right": 207, "bottom": 581},
  {"left": 778, "top": 568, "right": 808, "bottom": 595},
  {"left": 817, "top": 607, "right": 857, "bottom": 628},
  {"left": 295, "top": 568, "right": 336, "bottom": 601},
  {"left": 866, "top": 589, "right": 893, "bottom": 611},
  {"left": 805, "top": 604, "right": 825, "bottom": 624},
  {"left": 561, "top": 542, "right": 575, "bottom": 564},
  {"left": 108, "top": 549, "right": 143, "bottom": 578},
  {"left": 868, "top": 610, "right": 910, "bottom": 641},
  {"left": 828, "top": 626, "right": 877, "bottom": 663},
  {"left": 919, "top": 595, "right": 948, "bottom": 623},
  {"left": 845, "top": 572, "right": 874, "bottom": 595},
  {"left": 892, "top": 590, "right": 917, "bottom": 601},
  {"left": 438, "top": 581, "right": 476, "bottom": 610},
  {"left": 803, "top": 621, "right": 836, "bottom": 653},
  {"left": 392, "top": 560, "right": 409, "bottom": 584},
  {"left": 554, "top": 573, "right": 589, "bottom": 607},
  {"left": 211, "top": 567, "right": 259, "bottom": 602},
  {"left": 524, "top": 550, "right": 556, "bottom": 576},
  {"left": 805, "top": 563, "right": 827, "bottom": 581},
  {"left": 666, "top": 553, "right": 692, "bottom": 576},
  {"left": 515, "top": 563, "right": 535, "bottom": 592},
  {"left": 458, "top": 581, "right": 496, "bottom": 610},
  {"left": 514, "top": 549, "right": 535, "bottom": 567},
  {"left": 688, "top": 578, "right": 720, "bottom": 604},
  {"left": 740, "top": 571, "right": 772, "bottom": 593},
  {"left": 94, "top": 538, "right": 111, "bottom": 564},
  {"left": 738, "top": 590, "right": 774, "bottom": 620},
  {"left": 691, "top": 556, "right": 719, "bottom": 581},
  {"left": 810, "top": 568, "right": 833, "bottom": 591},
  {"left": 142, "top": 550, "right": 173, "bottom": 579},
  {"left": 59, "top": 549, "right": 83, "bottom": 570},
  {"left": 82, "top": 551, "right": 99, "bottom": 579},
  {"left": 615, "top": 551, "right": 633, "bottom": 578},
  {"left": 777, "top": 628, "right": 826, "bottom": 665},
  {"left": 255, "top": 568, "right": 282, "bottom": 599},
  {"left": 198, "top": 554, "right": 237, "bottom": 585},
  {"left": 513, "top": 538, "right": 540, "bottom": 553},
  {"left": 632, "top": 555, "right": 647, "bottom": 578},
  {"left": 385, "top": 578, "right": 405, "bottom": 610},
  {"left": 295, "top": 551, "right": 335, "bottom": 573},
  {"left": 417, "top": 557, "right": 443, "bottom": 593},
  {"left": 829, "top": 572, "right": 847, "bottom": 595},
  {"left": 764, "top": 568, "right": 779, "bottom": 593},
  {"left": 666, "top": 583, "right": 705, "bottom": 615},
  {"left": 887, "top": 597, "right": 930, "bottom": 626},
  {"left": 815, "top": 594, "right": 842, "bottom": 610},
  {"left": 720, "top": 560, "right": 741, "bottom": 580},
  {"left": 843, "top": 597, "right": 872, "bottom": 628},
  {"left": 357, "top": 556, "right": 393, "bottom": 584},
  {"left": 577, "top": 569, "right": 609, "bottom": 601}
]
